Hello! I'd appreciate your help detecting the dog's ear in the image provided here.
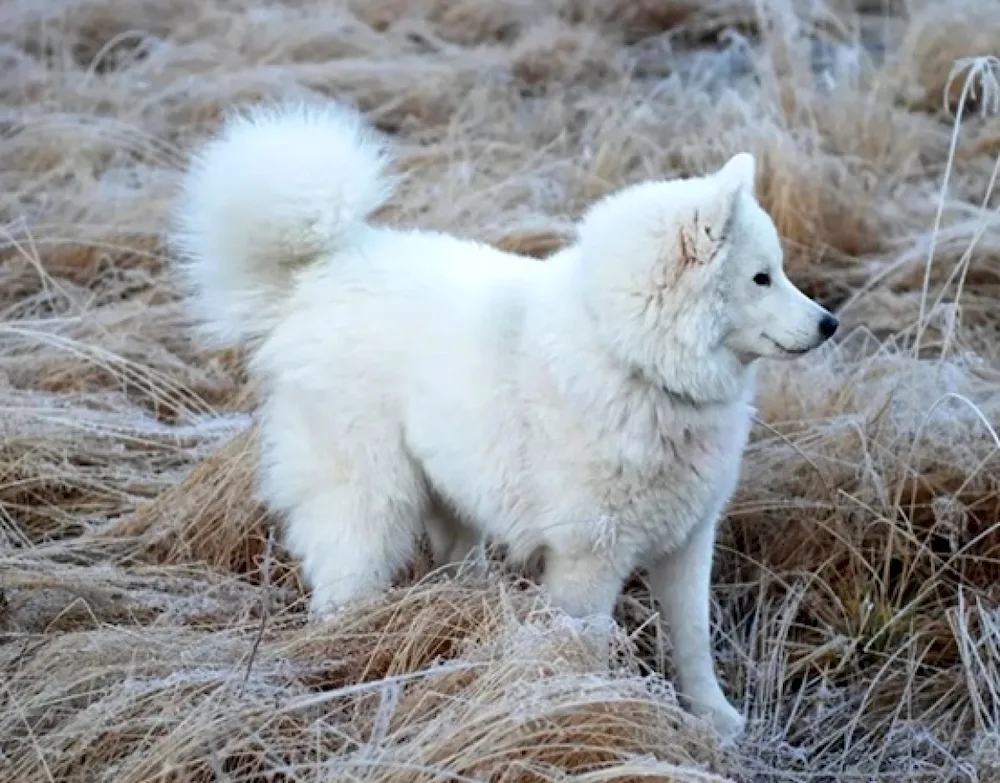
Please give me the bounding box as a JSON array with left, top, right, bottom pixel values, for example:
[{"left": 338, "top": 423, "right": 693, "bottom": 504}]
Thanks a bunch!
[
  {"left": 694, "top": 153, "right": 756, "bottom": 248},
  {"left": 717, "top": 152, "right": 756, "bottom": 193}
]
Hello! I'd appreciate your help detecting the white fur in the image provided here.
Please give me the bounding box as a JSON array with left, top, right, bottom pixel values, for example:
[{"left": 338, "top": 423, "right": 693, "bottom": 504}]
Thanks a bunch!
[{"left": 170, "top": 101, "right": 838, "bottom": 742}]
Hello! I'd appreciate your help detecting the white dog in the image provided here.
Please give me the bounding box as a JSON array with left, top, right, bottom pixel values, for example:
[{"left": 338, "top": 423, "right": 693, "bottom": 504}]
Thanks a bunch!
[{"left": 171, "top": 101, "right": 838, "bottom": 741}]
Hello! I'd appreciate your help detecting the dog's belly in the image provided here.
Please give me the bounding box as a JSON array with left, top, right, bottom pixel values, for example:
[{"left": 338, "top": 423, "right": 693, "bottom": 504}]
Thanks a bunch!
[
  {"left": 404, "top": 402, "right": 537, "bottom": 540},
  {"left": 420, "top": 460, "right": 543, "bottom": 562}
]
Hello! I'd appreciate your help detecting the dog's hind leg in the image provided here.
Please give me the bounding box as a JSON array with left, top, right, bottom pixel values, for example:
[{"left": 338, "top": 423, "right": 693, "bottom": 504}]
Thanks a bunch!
[
  {"left": 267, "top": 425, "right": 428, "bottom": 619},
  {"left": 289, "top": 490, "right": 423, "bottom": 618}
]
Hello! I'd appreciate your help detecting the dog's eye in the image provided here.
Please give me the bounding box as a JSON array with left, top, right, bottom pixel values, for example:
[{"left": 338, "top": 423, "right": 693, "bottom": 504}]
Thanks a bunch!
[{"left": 753, "top": 272, "right": 771, "bottom": 286}]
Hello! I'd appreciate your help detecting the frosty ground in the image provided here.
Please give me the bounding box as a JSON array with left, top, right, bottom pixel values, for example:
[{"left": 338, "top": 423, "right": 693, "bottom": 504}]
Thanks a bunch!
[{"left": 2, "top": 1, "right": 1000, "bottom": 781}]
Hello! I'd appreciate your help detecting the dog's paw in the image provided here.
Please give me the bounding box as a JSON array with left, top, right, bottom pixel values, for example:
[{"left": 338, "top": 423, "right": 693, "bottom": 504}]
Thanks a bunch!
[
  {"left": 687, "top": 694, "right": 746, "bottom": 745},
  {"left": 306, "top": 578, "right": 386, "bottom": 623},
  {"left": 307, "top": 604, "right": 343, "bottom": 624},
  {"left": 307, "top": 592, "right": 352, "bottom": 623},
  {"left": 710, "top": 701, "right": 746, "bottom": 745}
]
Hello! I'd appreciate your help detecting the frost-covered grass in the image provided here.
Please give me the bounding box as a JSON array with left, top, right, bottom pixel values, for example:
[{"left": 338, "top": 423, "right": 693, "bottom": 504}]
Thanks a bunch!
[{"left": 3, "top": 0, "right": 1000, "bottom": 780}]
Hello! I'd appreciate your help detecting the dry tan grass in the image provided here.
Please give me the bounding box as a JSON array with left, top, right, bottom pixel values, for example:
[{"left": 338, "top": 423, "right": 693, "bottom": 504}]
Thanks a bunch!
[{"left": 2, "top": 0, "right": 1000, "bottom": 780}]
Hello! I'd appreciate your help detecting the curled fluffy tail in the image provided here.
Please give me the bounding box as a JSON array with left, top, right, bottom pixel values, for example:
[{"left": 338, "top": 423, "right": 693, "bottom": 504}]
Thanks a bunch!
[{"left": 170, "top": 101, "right": 394, "bottom": 346}]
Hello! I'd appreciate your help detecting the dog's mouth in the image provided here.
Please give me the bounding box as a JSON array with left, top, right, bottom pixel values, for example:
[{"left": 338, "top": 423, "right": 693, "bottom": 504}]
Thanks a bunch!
[{"left": 765, "top": 336, "right": 810, "bottom": 356}]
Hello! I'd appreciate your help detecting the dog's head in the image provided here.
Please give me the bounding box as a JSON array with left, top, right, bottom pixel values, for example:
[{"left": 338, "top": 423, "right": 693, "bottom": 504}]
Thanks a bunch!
[{"left": 575, "top": 153, "right": 836, "bottom": 402}]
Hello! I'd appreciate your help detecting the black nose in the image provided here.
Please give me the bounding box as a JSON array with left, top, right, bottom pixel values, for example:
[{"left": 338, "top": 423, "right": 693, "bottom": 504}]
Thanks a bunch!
[{"left": 818, "top": 313, "right": 839, "bottom": 340}]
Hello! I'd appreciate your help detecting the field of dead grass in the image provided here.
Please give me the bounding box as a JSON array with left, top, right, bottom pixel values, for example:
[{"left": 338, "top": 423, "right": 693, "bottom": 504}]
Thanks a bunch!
[{"left": 2, "top": 0, "right": 1000, "bottom": 780}]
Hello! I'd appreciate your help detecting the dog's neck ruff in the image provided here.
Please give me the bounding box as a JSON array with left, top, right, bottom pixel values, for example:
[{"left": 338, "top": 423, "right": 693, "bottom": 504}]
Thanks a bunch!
[
  {"left": 630, "top": 364, "right": 743, "bottom": 409},
  {"left": 658, "top": 379, "right": 726, "bottom": 408}
]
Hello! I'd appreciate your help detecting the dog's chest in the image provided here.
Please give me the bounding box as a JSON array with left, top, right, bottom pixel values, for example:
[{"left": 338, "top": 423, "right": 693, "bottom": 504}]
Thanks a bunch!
[{"left": 579, "top": 405, "right": 751, "bottom": 557}]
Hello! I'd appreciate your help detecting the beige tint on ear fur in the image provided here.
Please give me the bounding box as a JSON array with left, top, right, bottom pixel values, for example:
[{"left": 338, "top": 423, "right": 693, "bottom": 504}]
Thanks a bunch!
[{"left": 692, "top": 153, "right": 759, "bottom": 253}]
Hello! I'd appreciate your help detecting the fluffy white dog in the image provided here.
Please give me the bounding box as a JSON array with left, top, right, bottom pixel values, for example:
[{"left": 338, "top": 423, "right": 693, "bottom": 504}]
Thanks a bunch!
[{"left": 171, "top": 101, "right": 838, "bottom": 741}]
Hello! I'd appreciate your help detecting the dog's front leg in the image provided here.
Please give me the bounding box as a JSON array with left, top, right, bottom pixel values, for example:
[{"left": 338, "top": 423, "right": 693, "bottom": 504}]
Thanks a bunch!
[
  {"left": 648, "top": 521, "right": 746, "bottom": 743},
  {"left": 542, "top": 549, "right": 624, "bottom": 619}
]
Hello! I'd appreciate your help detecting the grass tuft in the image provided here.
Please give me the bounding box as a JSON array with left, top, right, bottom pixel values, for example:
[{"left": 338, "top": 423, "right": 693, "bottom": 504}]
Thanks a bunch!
[{"left": 2, "top": 0, "right": 1000, "bottom": 780}]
